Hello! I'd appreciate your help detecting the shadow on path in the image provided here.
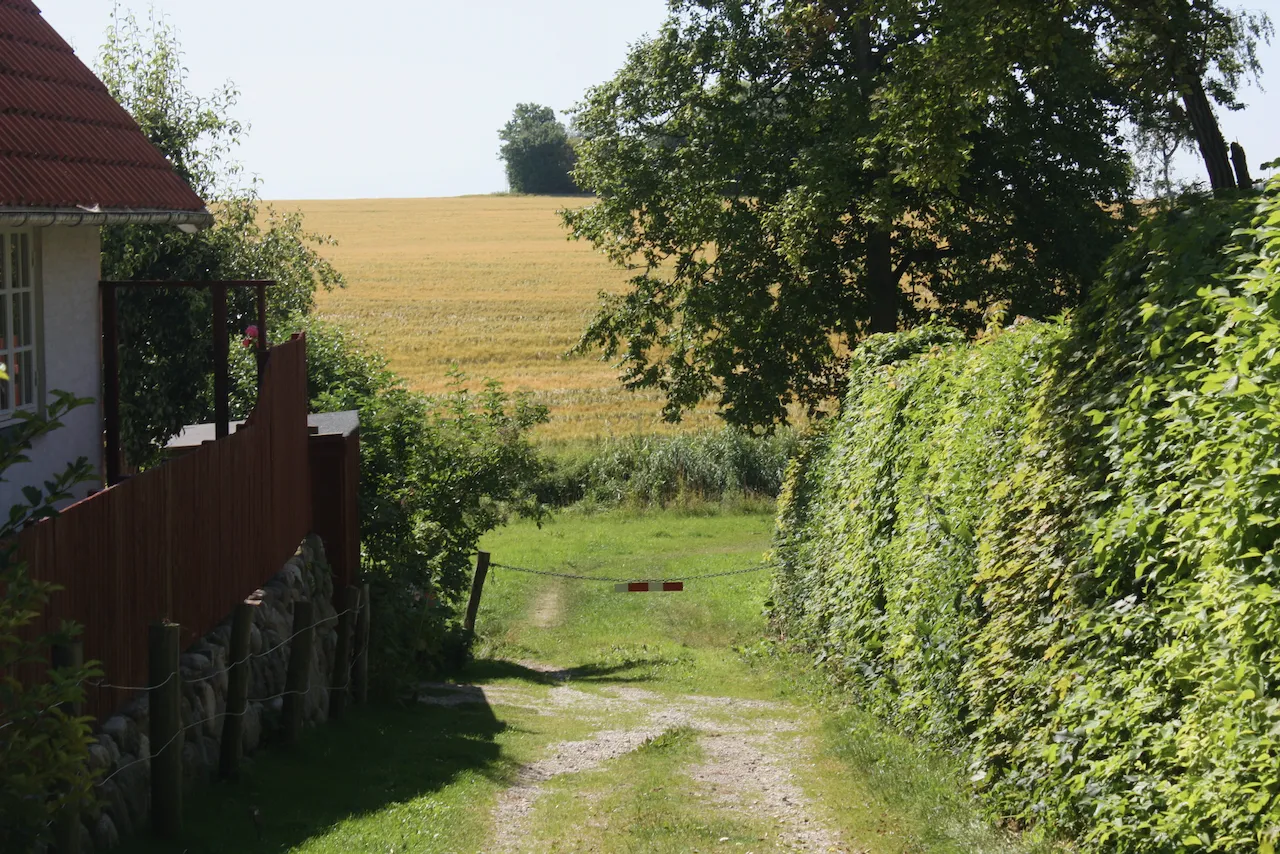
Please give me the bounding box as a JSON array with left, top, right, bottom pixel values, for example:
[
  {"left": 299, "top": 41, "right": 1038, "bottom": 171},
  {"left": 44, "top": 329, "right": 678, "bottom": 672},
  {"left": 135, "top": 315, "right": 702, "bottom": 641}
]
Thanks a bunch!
[
  {"left": 460, "top": 657, "right": 662, "bottom": 686},
  {"left": 115, "top": 699, "right": 510, "bottom": 854}
]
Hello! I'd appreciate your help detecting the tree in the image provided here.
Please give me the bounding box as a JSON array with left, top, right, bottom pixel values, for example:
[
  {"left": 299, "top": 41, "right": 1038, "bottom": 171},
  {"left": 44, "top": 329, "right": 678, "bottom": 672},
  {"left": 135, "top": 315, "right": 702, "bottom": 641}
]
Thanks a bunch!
[
  {"left": 498, "top": 103, "right": 580, "bottom": 194},
  {"left": 564, "top": 0, "right": 1136, "bottom": 428},
  {"left": 97, "top": 10, "right": 343, "bottom": 466},
  {"left": 1099, "top": 0, "right": 1271, "bottom": 192}
]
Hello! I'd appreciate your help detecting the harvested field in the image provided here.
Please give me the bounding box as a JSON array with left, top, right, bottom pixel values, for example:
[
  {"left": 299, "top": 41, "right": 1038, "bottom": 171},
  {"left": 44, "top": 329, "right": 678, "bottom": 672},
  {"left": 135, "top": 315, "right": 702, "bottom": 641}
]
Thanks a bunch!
[{"left": 274, "top": 195, "right": 723, "bottom": 440}]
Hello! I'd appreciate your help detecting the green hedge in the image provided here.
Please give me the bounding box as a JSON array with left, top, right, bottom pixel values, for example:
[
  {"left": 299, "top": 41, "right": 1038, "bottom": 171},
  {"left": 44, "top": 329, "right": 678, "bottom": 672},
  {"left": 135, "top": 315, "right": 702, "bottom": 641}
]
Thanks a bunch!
[{"left": 772, "top": 179, "right": 1280, "bottom": 853}]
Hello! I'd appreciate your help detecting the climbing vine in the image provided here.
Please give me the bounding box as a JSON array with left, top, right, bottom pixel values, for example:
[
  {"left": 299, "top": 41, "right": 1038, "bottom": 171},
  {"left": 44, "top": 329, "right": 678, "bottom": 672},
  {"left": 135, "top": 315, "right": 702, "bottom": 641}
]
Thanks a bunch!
[{"left": 773, "top": 179, "right": 1280, "bottom": 852}]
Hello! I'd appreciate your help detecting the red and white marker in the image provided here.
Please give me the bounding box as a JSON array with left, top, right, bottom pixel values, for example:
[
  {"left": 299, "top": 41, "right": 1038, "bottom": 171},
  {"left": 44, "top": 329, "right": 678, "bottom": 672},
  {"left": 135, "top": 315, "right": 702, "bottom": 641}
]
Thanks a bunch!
[{"left": 614, "top": 581, "right": 684, "bottom": 592}]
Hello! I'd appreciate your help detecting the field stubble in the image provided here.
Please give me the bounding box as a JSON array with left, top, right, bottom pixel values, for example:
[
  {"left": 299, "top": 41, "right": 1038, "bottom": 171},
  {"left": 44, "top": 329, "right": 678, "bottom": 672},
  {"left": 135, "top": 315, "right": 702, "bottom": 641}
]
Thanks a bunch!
[{"left": 275, "top": 195, "right": 723, "bottom": 440}]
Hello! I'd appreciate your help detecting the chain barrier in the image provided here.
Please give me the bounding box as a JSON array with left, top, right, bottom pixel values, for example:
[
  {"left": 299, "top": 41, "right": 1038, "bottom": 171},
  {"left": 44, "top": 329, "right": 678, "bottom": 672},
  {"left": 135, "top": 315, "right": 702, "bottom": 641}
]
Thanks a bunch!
[{"left": 488, "top": 561, "right": 769, "bottom": 583}]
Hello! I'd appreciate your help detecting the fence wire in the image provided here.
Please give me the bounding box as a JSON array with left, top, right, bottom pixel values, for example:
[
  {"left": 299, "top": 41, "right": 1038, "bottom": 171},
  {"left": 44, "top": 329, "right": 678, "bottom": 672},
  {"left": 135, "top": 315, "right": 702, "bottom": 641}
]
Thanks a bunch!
[
  {"left": 488, "top": 561, "right": 770, "bottom": 583},
  {"left": 1, "top": 607, "right": 356, "bottom": 747}
]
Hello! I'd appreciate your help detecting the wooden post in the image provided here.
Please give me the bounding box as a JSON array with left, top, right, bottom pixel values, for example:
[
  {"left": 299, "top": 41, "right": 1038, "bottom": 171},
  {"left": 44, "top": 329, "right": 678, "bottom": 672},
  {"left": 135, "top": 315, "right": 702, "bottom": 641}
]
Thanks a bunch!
[
  {"left": 255, "top": 282, "right": 268, "bottom": 388},
  {"left": 282, "top": 600, "right": 314, "bottom": 746},
  {"left": 148, "top": 623, "right": 182, "bottom": 839},
  {"left": 51, "top": 641, "right": 84, "bottom": 854},
  {"left": 211, "top": 283, "right": 229, "bottom": 439},
  {"left": 329, "top": 586, "right": 360, "bottom": 720},
  {"left": 101, "top": 282, "right": 121, "bottom": 485},
  {"left": 51, "top": 641, "right": 83, "bottom": 716},
  {"left": 353, "top": 584, "right": 371, "bottom": 705},
  {"left": 218, "top": 603, "right": 255, "bottom": 780},
  {"left": 463, "top": 552, "right": 490, "bottom": 634}
]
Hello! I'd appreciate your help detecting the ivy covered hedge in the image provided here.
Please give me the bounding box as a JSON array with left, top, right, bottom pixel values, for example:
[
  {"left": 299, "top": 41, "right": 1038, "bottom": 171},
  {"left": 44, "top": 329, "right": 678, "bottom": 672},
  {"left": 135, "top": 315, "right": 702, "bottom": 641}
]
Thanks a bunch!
[{"left": 772, "top": 178, "right": 1280, "bottom": 853}]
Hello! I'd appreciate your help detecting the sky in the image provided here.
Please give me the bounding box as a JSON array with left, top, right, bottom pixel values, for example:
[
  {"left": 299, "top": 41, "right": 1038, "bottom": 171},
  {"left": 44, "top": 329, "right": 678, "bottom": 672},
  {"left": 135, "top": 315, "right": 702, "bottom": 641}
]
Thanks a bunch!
[
  {"left": 41, "top": 0, "right": 672, "bottom": 199},
  {"left": 37, "top": 0, "right": 1280, "bottom": 200}
]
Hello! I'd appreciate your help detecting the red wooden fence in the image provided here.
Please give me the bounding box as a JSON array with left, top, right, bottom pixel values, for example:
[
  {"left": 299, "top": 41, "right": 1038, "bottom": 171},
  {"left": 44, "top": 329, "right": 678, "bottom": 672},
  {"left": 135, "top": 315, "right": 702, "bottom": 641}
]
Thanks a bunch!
[{"left": 16, "top": 334, "right": 312, "bottom": 718}]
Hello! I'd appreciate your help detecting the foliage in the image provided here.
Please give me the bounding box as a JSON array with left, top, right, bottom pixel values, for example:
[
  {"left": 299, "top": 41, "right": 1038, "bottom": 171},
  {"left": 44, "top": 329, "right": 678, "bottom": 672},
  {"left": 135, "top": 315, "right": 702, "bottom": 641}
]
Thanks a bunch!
[
  {"left": 498, "top": 103, "right": 580, "bottom": 195},
  {"left": 773, "top": 178, "right": 1280, "bottom": 851},
  {"left": 293, "top": 316, "right": 548, "bottom": 682},
  {"left": 1100, "top": 0, "right": 1272, "bottom": 191},
  {"left": 97, "top": 9, "right": 343, "bottom": 466},
  {"left": 535, "top": 429, "right": 797, "bottom": 508},
  {"left": 565, "top": 0, "right": 1136, "bottom": 428},
  {"left": 0, "top": 392, "right": 100, "bottom": 852}
]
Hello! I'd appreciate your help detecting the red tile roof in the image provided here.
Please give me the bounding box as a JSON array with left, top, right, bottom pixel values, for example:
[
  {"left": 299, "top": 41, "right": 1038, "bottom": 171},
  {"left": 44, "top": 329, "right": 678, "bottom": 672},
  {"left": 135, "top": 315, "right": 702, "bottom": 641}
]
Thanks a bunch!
[{"left": 0, "top": 0, "right": 208, "bottom": 213}]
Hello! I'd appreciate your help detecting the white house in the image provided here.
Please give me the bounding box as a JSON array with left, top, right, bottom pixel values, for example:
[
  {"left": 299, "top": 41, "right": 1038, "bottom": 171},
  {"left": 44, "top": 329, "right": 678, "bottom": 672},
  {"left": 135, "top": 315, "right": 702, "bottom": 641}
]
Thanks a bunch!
[{"left": 0, "top": 0, "right": 212, "bottom": 508}]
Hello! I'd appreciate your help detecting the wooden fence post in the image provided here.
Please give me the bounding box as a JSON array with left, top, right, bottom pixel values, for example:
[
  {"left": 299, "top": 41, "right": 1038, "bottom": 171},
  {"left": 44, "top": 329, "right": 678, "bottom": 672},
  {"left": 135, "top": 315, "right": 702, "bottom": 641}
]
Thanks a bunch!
[
  {"left": 329, "top": 586, "right": 360, "bottom": 720},
  {"left": 219, "top": 603, "right": 255, "bottom": 780},
  {"left": 51, "top": 641, "right": 83, "bottom": 854},
  {"left": 282, "top": 600, "right": 314, "bottom": 745},
  {"left": 353, "top": 583, "right": 371, "bottom": 705},
  {"left": 463, "top": 552, "right": 490, "bottom": 633},
  {"left": 149, "top": 623, "right": 182, "bottom": 839}
]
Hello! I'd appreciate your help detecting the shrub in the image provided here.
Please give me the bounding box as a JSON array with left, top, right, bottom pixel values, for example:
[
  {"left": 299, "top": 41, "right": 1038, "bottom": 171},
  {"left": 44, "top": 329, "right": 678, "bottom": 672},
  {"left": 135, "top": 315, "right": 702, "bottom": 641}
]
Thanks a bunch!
[
  {"left": 536, "top": 428, "right": 798, "bottom": 509},
  {"left": 0, "top": 392, "right": 100, "bottom": 851},
  {"left": 773, "top": 180, "right": 1280, "bottom": 852},
  {"left": 293, "top": 317, "right": 547, "bottom": 686}
]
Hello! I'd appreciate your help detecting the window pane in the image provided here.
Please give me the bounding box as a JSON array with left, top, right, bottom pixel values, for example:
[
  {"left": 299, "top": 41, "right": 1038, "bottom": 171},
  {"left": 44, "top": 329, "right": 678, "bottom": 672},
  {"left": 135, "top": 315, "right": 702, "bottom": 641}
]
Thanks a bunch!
[
  {"left": 13, "top": 291, "right": 26, "bottom": 348},
  {"left": 16, "top": 234, "right": 29, "bottom": 289},
  {"left": 13, "top": 348, "right": 32, "bottom": 408},
  {"left": 0, "top": 291, "right": 8, "bottom": 354},
  {"left": 6, "top": 234, "right": 18, "bottom": 290},
  {"left": 1, "top": 234, "right": 10, "bottom": 291}
]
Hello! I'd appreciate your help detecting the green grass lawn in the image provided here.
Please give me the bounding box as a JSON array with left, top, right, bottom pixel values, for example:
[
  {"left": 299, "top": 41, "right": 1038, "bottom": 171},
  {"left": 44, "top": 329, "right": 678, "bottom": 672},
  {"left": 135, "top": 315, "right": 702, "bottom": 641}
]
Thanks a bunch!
[{"left": 115, "top": 507, "right": 1060, "bottom": 854}]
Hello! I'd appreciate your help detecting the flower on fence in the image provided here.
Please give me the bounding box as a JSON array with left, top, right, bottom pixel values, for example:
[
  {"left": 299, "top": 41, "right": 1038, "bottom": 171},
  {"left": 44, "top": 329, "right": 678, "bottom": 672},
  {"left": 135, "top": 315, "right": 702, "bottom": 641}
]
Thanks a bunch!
[{"left": 242, "top": 324, "right": 260, "bottom": 349}]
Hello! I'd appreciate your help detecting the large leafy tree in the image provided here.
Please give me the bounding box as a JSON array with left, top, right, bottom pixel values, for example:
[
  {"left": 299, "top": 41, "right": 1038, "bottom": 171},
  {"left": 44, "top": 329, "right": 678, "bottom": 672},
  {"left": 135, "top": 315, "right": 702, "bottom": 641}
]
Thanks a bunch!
[
  {"left": 97, "top": 10, "right": 343, "bottom": 465},
  {"left": 565, "top": 0, "right": 1137, "bottom": 427},
  {"left": 1100, "top": 0, "right": 1271, "bottom": 192},
  {"left": 498, "top": 103, "right": 580, "bottom": 194}
]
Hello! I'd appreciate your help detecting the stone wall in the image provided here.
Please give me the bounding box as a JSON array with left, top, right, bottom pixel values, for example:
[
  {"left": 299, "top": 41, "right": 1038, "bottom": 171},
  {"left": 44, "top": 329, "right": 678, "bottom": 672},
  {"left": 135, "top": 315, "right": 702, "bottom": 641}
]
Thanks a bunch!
[{"left": 80, "top": 535, "right": 340, "bottom": 851}]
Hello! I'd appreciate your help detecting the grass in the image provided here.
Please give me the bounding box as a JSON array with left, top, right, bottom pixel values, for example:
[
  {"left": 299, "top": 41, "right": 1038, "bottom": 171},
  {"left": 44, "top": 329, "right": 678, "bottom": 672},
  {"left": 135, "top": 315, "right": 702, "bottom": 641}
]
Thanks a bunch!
[
  {"left": 275, "top": 195, "right": 724, "bottom": 441},
  {"left": 116, "top": 507, "right": 1063, "bottom": 853},
  {"left": 478, "top": 509, "right": 1063, "bottom": 854}
]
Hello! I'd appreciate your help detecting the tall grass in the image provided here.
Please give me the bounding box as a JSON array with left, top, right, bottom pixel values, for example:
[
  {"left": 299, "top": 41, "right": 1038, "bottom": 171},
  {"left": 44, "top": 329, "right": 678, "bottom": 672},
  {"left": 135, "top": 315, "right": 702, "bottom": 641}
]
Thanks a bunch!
[{"left": 535, "top": 428, "right": 798, "bottom": 509}]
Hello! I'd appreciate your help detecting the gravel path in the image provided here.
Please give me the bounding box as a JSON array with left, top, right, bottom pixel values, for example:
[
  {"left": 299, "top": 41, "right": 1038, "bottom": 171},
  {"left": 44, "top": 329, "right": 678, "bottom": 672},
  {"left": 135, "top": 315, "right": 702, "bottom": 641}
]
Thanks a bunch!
[{"left": 420, "top": 671, "right": 851, "bottom": 852}]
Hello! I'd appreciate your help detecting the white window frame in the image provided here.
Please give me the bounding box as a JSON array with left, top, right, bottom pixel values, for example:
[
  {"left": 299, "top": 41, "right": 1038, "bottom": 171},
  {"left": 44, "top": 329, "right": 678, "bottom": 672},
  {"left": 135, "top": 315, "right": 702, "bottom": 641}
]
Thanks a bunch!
[{"left": 0, "top": 228, "right": 42, "bottom": 426}]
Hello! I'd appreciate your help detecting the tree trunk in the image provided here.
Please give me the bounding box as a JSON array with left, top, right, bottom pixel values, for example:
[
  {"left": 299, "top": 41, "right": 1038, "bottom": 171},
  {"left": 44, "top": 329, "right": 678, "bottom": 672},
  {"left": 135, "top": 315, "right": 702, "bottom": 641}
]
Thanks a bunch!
[
  {"left": 1230, "top": 142, "right": 1253, "bottom": 189},
  {"left": 854, "top": 14, "right": 896, "bottom": 334},
  {"left": 867, "top": 229, "right": 897, "bottom": 334},
  {"left": 1181, "top": 76, "right": 1235, "bottom": 192}
]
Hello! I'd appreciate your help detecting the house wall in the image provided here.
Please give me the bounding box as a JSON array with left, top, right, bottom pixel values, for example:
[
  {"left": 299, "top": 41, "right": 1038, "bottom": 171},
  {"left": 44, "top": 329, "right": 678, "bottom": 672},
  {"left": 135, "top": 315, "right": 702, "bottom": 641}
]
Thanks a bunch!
[{"left": 0, "top": 225, "right": 103, "bottom": 509}]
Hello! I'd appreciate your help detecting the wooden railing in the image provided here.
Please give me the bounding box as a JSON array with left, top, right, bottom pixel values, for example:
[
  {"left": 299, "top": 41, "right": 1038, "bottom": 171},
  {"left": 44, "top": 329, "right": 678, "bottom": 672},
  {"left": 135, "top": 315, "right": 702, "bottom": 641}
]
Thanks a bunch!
[{"left": 16, "top": 335, "right": 312, "bottom": 718}]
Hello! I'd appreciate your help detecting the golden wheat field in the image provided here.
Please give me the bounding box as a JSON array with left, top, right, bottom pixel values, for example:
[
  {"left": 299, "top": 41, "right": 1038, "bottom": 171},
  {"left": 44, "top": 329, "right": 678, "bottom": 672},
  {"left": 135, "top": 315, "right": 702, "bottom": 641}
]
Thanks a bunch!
[{"left": 274, "top": 195, "right": 722, "bottom": 440}]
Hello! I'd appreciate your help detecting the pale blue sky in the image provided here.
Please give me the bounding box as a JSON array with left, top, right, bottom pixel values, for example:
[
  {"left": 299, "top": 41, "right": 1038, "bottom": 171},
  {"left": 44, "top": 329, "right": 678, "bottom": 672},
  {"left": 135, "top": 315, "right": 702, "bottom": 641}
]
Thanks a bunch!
[{"left": 38, "top": 1, "right": 1280, "bottom": 199}]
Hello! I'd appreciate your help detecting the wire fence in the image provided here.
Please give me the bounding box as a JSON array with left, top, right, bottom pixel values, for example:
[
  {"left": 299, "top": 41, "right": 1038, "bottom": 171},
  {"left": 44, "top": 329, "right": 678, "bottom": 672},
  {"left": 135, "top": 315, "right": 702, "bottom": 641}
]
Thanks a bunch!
[
  {"left": 0, "top": 607, "right": 357, "bottom": 768},
  {"left": 95, "top": 620, "right": 362, "bottom": 793},
  {"left": 488, "top": 561, "right": 770, "bottom": 583}
]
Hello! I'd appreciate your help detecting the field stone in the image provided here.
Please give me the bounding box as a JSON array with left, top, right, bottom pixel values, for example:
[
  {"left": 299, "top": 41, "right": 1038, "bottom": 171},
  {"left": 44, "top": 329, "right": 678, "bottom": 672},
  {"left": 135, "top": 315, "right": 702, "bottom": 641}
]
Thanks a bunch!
[
  {"left": 242, "top": 702, "right": 262, "bottom": 753},
  {"left": 98, "top": 779, "right": 132, "bottom": 838},
  {"left": 97, "top": 733, "right": 121, "bottom": 766},
  {"left": 92, "top": 813, "right": 120, "bottom": 850},
  {"left": 79, "top": 818, "right": 97, "bottom": 854},
  {"left": 87, "top": 742, "right": 111, "bottom": 772}
]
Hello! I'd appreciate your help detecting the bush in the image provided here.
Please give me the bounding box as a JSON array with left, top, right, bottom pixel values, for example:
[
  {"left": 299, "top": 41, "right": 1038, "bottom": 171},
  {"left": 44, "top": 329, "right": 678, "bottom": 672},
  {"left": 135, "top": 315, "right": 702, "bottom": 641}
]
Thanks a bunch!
[
  {"left": 0, "top": 393, "right": 100, "bottom": 851},
  {"left": 536, "top": 428, "right": 798, "bottom": 509},
  {"left": 773, "top": 181, "right": 1280, "bottom": 853},
  {"left": 293, "top": 317, "right": 547, "bottom": 687}
]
